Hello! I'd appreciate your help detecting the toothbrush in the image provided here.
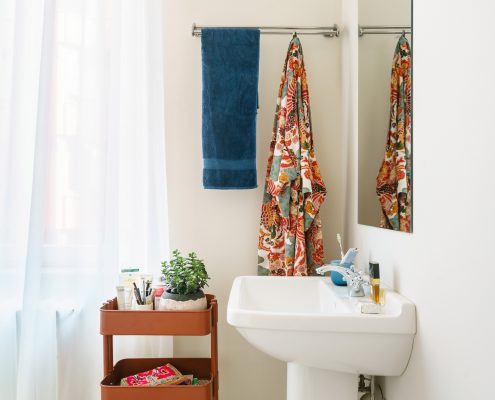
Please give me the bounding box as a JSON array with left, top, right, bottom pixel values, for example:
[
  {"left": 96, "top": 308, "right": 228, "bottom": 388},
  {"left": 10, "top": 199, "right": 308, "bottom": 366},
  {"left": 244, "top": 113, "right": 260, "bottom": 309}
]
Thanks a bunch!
[{"left": 336, "top": 233, "right": 344, "bottom": 259}]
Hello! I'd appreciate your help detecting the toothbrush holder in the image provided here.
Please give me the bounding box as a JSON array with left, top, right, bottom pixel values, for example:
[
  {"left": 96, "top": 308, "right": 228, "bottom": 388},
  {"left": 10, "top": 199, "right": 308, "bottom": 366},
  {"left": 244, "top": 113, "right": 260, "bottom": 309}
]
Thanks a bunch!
[{"left": 329, "top": 259, "right": 353, "bottom": 286}]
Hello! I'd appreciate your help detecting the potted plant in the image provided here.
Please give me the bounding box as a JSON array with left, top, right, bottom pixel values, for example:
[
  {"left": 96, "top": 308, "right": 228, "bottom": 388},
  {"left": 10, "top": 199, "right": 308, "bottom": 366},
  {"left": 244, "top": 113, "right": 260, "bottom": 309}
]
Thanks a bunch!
[{"left": 159, "top": 250, "right": 210, "bottom": 311}]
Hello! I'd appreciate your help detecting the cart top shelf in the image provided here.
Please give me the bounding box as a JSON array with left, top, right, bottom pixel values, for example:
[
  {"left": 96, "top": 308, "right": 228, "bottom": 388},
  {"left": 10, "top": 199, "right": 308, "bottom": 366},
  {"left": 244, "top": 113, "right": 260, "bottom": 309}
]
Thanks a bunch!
[{"left": 100, "top": 294, "right": 217, "bottom": 336}]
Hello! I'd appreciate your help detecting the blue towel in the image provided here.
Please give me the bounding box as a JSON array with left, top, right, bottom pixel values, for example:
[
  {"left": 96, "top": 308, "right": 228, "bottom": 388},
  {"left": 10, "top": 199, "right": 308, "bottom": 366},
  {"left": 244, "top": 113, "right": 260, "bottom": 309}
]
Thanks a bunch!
[{"left": 201, "top": 28, "right": 260, "bottom": 189}]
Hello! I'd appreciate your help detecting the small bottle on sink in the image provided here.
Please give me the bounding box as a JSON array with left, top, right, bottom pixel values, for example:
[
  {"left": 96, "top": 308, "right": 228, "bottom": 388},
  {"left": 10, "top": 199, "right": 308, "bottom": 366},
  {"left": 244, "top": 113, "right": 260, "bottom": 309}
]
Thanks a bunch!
[{"left": 369, "top": 262, "right": 380, "bottom": 304}]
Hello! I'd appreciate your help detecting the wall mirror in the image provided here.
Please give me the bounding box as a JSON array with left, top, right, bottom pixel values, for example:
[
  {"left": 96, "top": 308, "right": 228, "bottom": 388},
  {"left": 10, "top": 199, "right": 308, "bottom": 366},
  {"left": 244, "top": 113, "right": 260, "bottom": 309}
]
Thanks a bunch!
[{"left": 358, "top": 0, "right": 412, "bottom": 232}]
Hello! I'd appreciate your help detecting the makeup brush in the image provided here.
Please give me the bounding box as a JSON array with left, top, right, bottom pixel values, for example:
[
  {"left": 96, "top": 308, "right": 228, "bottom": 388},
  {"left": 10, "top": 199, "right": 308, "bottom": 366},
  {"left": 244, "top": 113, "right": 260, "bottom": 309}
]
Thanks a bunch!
[{"left": 336, "top": 233, "right": 344, "bottom": 259}]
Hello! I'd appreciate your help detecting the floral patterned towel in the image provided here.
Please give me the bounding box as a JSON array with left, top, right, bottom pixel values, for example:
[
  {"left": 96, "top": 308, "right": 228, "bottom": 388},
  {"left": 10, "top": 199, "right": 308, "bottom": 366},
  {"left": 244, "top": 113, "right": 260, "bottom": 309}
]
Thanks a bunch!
[
  {"left": 120, "top": 363, "right": 186, "bottom": 386},
  {"left": 257, "top": 36, "right": 327, "bottom": 276},
  {"left": 376, "top": 35, "right": 412, "bottom": 232}
]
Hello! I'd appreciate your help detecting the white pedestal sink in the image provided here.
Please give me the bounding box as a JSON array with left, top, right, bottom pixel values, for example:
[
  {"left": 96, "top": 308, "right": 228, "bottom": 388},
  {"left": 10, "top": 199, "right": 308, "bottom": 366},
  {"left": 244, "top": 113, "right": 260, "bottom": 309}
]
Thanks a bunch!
[{"left": 227, "top": 276, "right": 416, "bottom": 400}]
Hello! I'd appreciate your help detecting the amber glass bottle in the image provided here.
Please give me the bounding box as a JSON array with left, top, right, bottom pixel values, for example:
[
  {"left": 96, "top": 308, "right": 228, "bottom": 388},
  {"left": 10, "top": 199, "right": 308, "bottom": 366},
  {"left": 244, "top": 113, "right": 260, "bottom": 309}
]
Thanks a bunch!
[{"left": 369, "top": 262, "right": 380, "bottom": 304}]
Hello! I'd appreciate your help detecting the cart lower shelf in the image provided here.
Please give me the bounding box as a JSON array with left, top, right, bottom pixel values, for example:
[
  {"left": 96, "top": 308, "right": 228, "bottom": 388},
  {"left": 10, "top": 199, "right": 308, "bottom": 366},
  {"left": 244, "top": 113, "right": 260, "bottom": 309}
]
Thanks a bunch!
[{"left": 101, "top": 357, "right": 214, "bottom": 400}]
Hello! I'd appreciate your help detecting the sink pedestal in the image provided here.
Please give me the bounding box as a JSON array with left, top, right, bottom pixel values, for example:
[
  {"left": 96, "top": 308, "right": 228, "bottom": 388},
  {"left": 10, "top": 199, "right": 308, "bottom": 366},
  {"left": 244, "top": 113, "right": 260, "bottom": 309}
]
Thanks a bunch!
[{"left": 287, "top": 363, "right": 358, "bottom": 400}]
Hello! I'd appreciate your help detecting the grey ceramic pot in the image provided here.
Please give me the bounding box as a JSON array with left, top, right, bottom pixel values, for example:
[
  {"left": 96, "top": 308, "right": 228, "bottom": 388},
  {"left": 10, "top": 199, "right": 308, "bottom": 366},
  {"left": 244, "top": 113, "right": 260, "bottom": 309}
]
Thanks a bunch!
[
  {"left": 161, "top": 289, "right": 205, "bottom": 302},
  {"left": 159, "top": 289, "right": 207, "bottom": 311}
]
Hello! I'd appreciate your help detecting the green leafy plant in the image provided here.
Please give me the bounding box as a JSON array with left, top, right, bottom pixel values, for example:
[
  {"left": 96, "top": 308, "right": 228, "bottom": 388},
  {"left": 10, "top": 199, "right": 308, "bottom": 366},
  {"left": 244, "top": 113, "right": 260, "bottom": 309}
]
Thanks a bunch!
[{"left": 161, "top": 250, "right": 210, "bottom": 295}]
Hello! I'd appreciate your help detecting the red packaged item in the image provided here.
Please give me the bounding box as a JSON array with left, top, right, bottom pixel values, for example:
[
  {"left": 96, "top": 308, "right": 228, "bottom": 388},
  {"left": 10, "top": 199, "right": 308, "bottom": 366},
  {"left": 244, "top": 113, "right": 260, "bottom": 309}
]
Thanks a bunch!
[{"left": 120, "top": 363, "right": 187, "bottom": 386}]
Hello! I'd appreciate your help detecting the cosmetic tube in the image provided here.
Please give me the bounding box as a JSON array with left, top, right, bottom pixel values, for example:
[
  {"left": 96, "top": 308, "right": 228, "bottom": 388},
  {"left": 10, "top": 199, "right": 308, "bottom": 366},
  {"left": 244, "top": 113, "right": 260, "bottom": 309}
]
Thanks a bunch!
[{"left": 116, "top": 285, "right": 126, "bottom": 310}]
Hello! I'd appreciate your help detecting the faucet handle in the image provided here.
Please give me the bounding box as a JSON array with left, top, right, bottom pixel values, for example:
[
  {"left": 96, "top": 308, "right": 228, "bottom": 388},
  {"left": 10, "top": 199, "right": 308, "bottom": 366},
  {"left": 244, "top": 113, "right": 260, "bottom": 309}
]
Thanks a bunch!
[
  {"left": 347, "top": 269, "right": 370, "bottom": 289},
  {"left": 344, "top": 268, "right": 370, "bottom": 297}
]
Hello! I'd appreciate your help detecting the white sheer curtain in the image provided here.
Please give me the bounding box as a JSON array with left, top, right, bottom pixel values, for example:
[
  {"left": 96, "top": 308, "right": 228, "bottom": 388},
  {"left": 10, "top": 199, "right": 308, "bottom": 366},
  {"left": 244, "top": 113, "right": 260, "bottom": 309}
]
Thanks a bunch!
[{"left": 0, "top": 0, "right": 171, "bottom": 399}]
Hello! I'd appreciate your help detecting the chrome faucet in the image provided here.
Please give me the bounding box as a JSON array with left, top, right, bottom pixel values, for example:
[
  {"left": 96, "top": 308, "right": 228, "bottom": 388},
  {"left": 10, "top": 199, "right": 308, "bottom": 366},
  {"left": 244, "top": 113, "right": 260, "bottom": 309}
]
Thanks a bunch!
[{"left": 315, "top": 264, "right": 369, "bottom": 297}]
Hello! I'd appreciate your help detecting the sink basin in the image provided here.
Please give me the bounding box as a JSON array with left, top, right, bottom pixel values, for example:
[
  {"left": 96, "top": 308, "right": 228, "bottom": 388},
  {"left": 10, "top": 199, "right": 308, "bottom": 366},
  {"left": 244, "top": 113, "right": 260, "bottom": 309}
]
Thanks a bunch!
[{"left": 227, "top": 276, "right": 416, "bottom": 400}]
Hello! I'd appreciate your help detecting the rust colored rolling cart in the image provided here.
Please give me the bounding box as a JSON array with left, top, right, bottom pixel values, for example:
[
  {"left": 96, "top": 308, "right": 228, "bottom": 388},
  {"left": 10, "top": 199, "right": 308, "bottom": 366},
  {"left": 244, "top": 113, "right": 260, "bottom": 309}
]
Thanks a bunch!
[{"left": 100, "top": 294, "right": 219, "bottom": 400}]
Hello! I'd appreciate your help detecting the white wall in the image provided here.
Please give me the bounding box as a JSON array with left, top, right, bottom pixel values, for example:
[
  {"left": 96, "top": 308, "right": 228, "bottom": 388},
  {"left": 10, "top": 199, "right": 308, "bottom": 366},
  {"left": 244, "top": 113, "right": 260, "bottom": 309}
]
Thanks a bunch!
[
  {"left": 343, "top": 0, "right": 495, "bottom": 398},
  {"left": 162, "top": 1, "right": 342, "bottom": 399},
  {"left": 358, "top": 0, "right": 411, "bottom": 227}
]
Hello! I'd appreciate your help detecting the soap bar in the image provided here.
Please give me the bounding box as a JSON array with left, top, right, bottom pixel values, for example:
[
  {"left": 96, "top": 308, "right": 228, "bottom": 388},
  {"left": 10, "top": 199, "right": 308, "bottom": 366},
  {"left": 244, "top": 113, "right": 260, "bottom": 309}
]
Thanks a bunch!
[{"left": 359, "top": 302, "right": 381, "bottom": 314}]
